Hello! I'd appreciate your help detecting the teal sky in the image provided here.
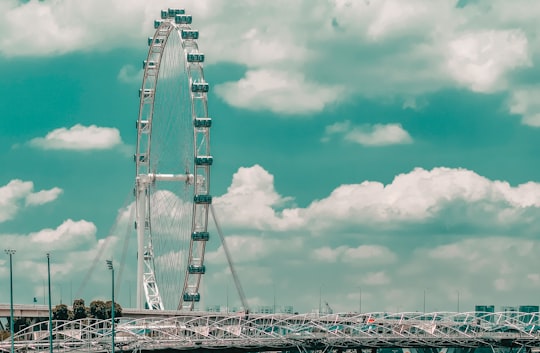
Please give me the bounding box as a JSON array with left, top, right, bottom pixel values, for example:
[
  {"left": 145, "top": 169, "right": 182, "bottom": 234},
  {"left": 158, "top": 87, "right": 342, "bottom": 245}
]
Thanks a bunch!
[{"left": 2, "top": 0, "right": 540, "bottom": 314}]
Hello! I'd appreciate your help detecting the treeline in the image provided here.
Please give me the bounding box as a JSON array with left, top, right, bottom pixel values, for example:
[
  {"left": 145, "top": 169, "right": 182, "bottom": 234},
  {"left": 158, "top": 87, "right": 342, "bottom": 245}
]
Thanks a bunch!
[
  {"left": 1, "top": 298, "right": 123, "bottom": 335},
  {"left": 53, "top": 298, "right": 123, "bottom": 320}
]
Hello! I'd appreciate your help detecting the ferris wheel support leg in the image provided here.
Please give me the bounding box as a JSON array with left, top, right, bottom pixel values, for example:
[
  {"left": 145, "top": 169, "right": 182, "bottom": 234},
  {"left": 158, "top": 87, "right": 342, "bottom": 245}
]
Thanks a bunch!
[
  {"left": 135, "top": 186, "right": 147, "bottom": 310},
  {"left": 210, "top": 205, "right": 249, "bottom": 313}
]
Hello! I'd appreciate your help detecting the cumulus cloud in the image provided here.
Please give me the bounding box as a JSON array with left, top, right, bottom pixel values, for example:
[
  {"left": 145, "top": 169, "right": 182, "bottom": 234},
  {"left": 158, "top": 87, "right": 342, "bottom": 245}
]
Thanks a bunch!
[
  {"left": 423, "top": 236, "right": 540, "bottom": 296},
  {"left": 0, "top": 180, "right": 62, "bottom": 223},
  {"left": 2, "top": 0, "right": 539, "bottom": 118},
  {"left": 365, "top": 0, "right": 434, "bottom": 41},
  {"left": 117, "top": 64, "right": 143, "bottom": 84},
  {"left": 213, "top": 165, "right": 298, "bottom": 230},
  {"left": 363, "top": 271, "right": 391, "bottom": 286},
  {"left": 29, "top": 219, "right": 97, "bottom": 250},
  {"left": 446, "top": 29, "right": 530, "bottom": 92},
  {"left": 0, "top": 218, "right": 125, "bottom": 302},
  {"left": 206, "top": 164, "right": 540, "bottom": 311},
  {"left": 215, "top": 165, "right": 540, "bottom": 236},
  {"left": 25, "top": 187, "right": 63, "bottom": 206},
  {"left": 508, "top": 87, "right": 540, "bottom": 127},
  {"left": 0, "top": 0, "right": 163, "bottom": 57},
  {"left": 5, "top": 164, "right": 540, "bottom": 312},
  {"left": 296, "top": 167, "right": 540, "bottom": 232},
  {"left": 312, "top": 245, "right": 397, "bottom": 265},
  {"left": 206, "top": 235, "right": 303, "bottom": 265},
  {"left": 215, "top": 69, "right": 344, "bottom": 116},
  {"left": 29, "top": 124, "right": 123, "bottom": 150},
  {"left": 322, "top": 121, "right": 413, "bottom": 146}
]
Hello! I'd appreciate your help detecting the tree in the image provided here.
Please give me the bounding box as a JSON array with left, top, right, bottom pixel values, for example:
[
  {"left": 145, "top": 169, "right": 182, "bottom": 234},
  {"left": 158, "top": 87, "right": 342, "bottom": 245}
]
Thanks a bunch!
[
  {"left": 72, "top": 298, "right": 87, "bottom": 320},
  {"left": 53, "top": 304, "right": 70, "bottom": 320},
  {"left": 105, "top": 301, "right": 123, "bottom": 319},
  {"left": 14, "top": 317, "right": 31, "bottom": 333},
  {"left": 89, "top": 300, "right": 107, "bottom": 320}
]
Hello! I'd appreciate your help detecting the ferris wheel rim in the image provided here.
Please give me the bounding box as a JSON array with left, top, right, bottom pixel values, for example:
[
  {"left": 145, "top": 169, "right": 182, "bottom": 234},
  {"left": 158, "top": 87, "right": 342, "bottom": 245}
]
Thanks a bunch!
[{"left": 134, "top": 8, "right": 212, "bottom": 311}]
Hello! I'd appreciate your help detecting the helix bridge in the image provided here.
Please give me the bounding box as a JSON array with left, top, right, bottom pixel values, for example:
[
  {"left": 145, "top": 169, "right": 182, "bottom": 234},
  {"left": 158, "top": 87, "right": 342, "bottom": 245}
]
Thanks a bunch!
[{"left": 1, "top": 311, "right": 540, "bottom": 353}]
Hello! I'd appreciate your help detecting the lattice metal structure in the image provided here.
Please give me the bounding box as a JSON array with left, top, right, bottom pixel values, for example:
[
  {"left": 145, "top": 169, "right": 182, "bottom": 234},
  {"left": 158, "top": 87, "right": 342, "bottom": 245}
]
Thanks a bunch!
[
  {"left": 3, "top": 312, "right": 540, "bottom": 353},
  {"left": 134, "top": 7, "right": 212, "bottom": 311}
]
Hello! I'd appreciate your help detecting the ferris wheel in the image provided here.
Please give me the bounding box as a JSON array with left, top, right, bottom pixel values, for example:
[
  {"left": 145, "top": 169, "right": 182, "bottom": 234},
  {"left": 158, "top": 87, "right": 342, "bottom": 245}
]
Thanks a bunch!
[{"left": 134, "top": 8, "right": 212, "bottom": 311}]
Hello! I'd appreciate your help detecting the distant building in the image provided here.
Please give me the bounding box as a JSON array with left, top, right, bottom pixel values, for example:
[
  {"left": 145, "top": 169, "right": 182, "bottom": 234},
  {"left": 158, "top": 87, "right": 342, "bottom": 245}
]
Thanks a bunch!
[
  {"left": 206, "top": 305, "right": 221, "bottom": 312},
  {"left": 475, "top": 305, "right": 495, "bottom": 313},
  {"left": 501, "top": 306, "right": 519, "bottom": 324},
  {"left": 501, "top": 306, "right": 518, "bottom": 314},
  {"left": 519, "top": 305, "right": 539, "bottom": 324},
  {"left": 475, "top": 305, "right": 495, "bottom": 323},
  {"left": 254, "top": 305, "right": 295, "bottom": 314},
  {"left": 282, "top": 305, "right": 294, "bottom": 314},
  {"left": 258, "top": 306, "right": 273, "bottom": 314}
]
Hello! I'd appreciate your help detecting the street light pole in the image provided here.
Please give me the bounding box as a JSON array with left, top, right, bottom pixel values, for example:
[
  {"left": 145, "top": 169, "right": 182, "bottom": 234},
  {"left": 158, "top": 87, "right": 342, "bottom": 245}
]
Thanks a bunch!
[
  {"left": 318, "top": 285, "right": 322, "bottom": 315},
  {"left": 273, "top": 284, "right": 276, "bottom": 314},
  {"left": 47, "top": 253, "right": 53, "bottom": 353},
  {"left": 423, "top": 289, "right": 426, "bottom": 313},
  {"left": 359, "top": 288, "right": 362, "bottom": 313},
  {"left": 106, "top": 260, "right": 115, "bottom": 353},
  {"left": 4, "top": 249, "right": 16, "bottom": 353}
]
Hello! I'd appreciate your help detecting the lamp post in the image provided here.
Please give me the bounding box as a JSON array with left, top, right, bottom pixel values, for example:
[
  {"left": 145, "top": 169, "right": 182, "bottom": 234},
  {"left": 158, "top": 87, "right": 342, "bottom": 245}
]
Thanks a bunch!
[
  {"left": 47, "top": 253, "right": 53, "bottom": 353},
  {"left": 106, "top": 260, "right": 115, "bottom": 353},
  {"left": 273, "top": 284, "right": 276, "bottom": 314},
  {"left": 358, "top": 287, "right": 362, "bottom": 313},
  {"left": 423, "top": 288, "right": 427, "bottom": 313},
  {"left": 4, "top": 249, "right": 15, "bottom": 353},
  {"left": 318, "top": 285, "right": 322, "bottom": 315}
]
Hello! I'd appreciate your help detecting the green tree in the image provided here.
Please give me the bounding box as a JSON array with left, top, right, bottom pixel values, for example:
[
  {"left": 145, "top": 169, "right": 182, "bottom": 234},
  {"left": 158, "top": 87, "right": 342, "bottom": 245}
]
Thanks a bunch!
[
  {"left": 105, "top": 301, "right": 123, "bottom": 319},
  {"left": 72, "top": 298, "right": 87, "bottom": 320},
  {"left": 53, "top": 304, "right": 70, "bottom": 320},
  {"left": 14, "top": 317, "right": 31, "bottom": 332},
  {"left": 89, "top": 300, "right": 107, "bottom": 319}
]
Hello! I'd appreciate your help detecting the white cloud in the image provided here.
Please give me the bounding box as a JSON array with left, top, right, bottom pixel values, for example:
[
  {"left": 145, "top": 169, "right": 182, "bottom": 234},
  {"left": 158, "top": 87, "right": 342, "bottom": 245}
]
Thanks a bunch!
[
  {"left": 0, "top": 218, "right": 123, "bottom": 303},
  {"left": 29, "top": 124, "right": 122, "bottom": 150},
  {"left": 215, "top": 69, "right": 344, "bottom": 116},
  {"left": 363, "top": 271, "right": 391, "bottom": 286},
  {"left": 6, "top": 164, "right": 540, "bottom": 312},
  {"left": 214, "top": 165, "right": 540, "bottom": 236},
  {"left": 25, "top": 187, "right": 63, "bottom": 206},
  {"left": 296, "top": 167, "right": 540, "bottom": 231},
  {"left": 346, "top": 123, "right": 413, "bottom": 146},
  {"left": 213, "top": 165, "right": 298, "bottom": 230},
  {"left": 0, "top": 179, "right": 33, "bottom": 222},
  {"left": 2, "top": 0, "right": 539, "bottom": 120},
  {"left": 29, "top": 219, "right": 97, "bottom": 250},
  {"left": 312, "top": 245, "right": 397, "bottom": 265},
  {"left": 343, "top": 245, "right": 397, "bottom": 263},
  {"left": 429, "top": 237, "right": 534, "bottom": 262},
  {"left": 508, "top": 87, "right": 540, "bottom": 127},
  {"left": 206, "top": 235, "right": 303, "bottom": 265},
  {"left": 312, "top": 246, "right": 342, "bottom": 263},
  {"left": 446, "top": 29, "right": 530, "bottom": 92},
  {"left": 0, "top": 0, "right": 165, "bottom": 57},
  {"left": 117, "top": 64, "right": 143, "bottom": 84},
  {"left": 0, "top": 180, "right": 62, "bottom": 223},
  {"left": 322, "top": 121, "right": 413, "bottom": 146},
  {"left": 366, "top": 0, "right": 433, "bottom": 41},
  {"left": 423, "top": 236, "right": 540, "bottom": 297}
]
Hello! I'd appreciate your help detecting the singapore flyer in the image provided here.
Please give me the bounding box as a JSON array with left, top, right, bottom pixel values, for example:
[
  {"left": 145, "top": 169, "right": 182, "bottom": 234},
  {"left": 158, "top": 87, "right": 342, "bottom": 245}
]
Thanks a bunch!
[{"left": 134, "top": 8, "right": 212, "bottom": 311}]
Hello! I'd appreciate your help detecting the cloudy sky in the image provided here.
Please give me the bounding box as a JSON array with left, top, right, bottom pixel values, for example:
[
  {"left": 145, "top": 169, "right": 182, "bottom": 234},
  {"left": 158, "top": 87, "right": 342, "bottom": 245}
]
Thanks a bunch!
[{"left": 2, "top": 0, "right": 540, "bottom": 315}]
